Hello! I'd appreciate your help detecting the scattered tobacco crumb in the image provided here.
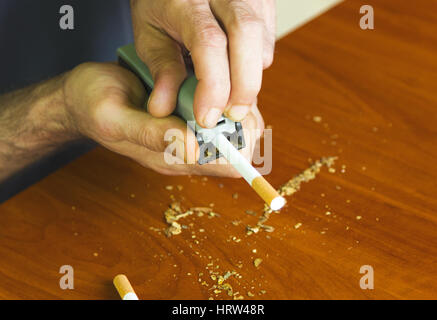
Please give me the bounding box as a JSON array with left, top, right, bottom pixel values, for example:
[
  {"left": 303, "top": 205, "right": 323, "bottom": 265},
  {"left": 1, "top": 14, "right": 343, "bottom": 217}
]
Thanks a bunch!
[
  {"left": 147, "top": 156, "right": 339, "bottom": 299},
  {"left": 163, "top": 203, "right": 219, "bottom": 237},
  {"left": 246, "top": 157, "right": 338, "bottom": 235},
  {"left": 254, "top": 258, "right": 263, "bottom": 268},
  {"left": 245, "top": 210, "right": 256, "bottom": 216},
  {"left": 313, "top": 116, "right": 322, "bottom": 123}
]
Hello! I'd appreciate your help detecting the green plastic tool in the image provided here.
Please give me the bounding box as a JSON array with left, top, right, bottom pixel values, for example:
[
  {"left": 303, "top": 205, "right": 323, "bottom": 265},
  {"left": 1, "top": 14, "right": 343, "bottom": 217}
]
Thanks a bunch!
[{"left": 117, "top": 44, "right": 245, "bottom": 164}]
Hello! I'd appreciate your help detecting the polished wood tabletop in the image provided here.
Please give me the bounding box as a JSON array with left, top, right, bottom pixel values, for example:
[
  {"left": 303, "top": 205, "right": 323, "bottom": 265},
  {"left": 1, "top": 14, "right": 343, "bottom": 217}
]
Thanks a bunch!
[{"left": 1, "top": 0, "right": 436, "bottom": 299}]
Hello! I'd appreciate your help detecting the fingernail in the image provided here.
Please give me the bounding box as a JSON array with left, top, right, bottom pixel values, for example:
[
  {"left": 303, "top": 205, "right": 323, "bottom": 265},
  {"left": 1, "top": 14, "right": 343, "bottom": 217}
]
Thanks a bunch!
[
  {"left": 227, "top": 105, "right": 250, "bottom": 121},
  {"left": 203, "top": 108, "right": 222, "bottom": 128}
]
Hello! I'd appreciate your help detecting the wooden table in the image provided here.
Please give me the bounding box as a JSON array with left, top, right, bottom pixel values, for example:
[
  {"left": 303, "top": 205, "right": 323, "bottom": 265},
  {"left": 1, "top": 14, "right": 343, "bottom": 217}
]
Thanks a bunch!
[{"left": 1, "top": 0, "right": 436, "bottom": 299}]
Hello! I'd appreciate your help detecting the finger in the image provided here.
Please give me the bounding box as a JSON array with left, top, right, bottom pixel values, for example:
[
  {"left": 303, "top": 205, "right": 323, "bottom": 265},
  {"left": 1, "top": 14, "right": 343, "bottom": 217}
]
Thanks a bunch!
[
  {"left": 107, "top": 140, "right": 196, "bottom": 176},
  {"left": 260, "top": 0, "right": 276, "bottom": 68},
  {"left": 134, "top": 24, "right": 187, "bottom": 117},
  {"left": 178, "top": 1, "right": 231, "bottom": 128},
  {"left": 192, "top": 108, "right": 260, "bottom": 177},
  {"left": 96, "top": 89, "right": 199, "bottom": 159},
  {"left": 249, "top": 102, "right": 265, "bottom": 140},
  {"left": 124, "top": 109, "right": 261, "bottom": 178},
  {"left": 120, "top": 106, "right": 200, "bottom": 162},
  {"left": 239, "top": 110, "right": 258, "bottom": 160},
  {"left": 210, "top": 0, "right": 264, "bottom": 122}
]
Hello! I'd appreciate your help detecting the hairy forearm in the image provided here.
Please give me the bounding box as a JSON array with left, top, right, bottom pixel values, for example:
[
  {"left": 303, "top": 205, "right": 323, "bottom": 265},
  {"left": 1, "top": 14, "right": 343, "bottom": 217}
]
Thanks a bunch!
[{"left": 0, "top": 73, "right": 79, "bottom": 181}]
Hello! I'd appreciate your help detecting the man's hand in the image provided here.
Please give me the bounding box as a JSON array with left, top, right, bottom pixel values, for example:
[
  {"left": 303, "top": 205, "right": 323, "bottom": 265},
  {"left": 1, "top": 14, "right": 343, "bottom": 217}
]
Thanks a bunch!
[
  {"left": 130, "top": 0, "right": 275, "bottom": 128},
  {"left": 63, "top": 62, "right": 264, "bottom": 177},
  {"left": 0, "top": 62, "right": 264, "bottom": 181}
]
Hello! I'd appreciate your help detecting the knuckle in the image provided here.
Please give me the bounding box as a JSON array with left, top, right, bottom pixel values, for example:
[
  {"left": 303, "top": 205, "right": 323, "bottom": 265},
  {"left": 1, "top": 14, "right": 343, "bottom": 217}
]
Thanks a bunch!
[
  {"left": 228, "top": 3, "right": 263, "bottom": 33},
  {"left": 72, "top": 62, "right": 101, "bottom": 80},
  {"left": 205, "top": 78, "right": 230, "bottom": 97},
  {"left": 263, "top": 49, "right": 274, "bottom": 69},
  {"left": 263, "top": 34, "right": 275, "bottom": 69},
  {"left": 144, "top": 52, "right": 183, "bottom": 79},
  {"left": 137, "top": 126, "right": 155, "bottom": 148},
  {"left": 234, "top": 16, "right": 263, "bottom": 34},
  {"left": 143, "top": 49, "right": 169, "bottom": 76},
  {"left": 196, "top": 25, "right": 228, "bottom": 48},
  {"left": 91, "top": 98, "right": 122, "bottom": 139},
  {"left": 136, "top": 122, "right": 164, "bottom": 151}
]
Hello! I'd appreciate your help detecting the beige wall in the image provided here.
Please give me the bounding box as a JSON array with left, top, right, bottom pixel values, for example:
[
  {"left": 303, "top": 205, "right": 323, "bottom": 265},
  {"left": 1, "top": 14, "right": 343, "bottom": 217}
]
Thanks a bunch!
[{"left": 276, "top": 0, "right": 343, "bottom": 39}]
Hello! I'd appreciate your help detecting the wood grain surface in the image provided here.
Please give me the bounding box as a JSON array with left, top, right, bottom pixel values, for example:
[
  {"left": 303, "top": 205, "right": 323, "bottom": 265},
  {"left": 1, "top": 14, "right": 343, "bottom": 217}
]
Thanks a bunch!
[{"left": 1, "top": 0, "right": 436, "bottom": 299}]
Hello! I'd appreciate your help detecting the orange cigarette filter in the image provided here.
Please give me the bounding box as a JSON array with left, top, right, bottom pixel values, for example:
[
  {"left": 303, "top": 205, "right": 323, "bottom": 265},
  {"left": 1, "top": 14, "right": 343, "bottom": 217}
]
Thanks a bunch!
[
  {"left": 251, "top": 176, "right": 286, "bottom": 210},
  {"left": 113, "top": 274, "right": 139, "bottom": 300}
]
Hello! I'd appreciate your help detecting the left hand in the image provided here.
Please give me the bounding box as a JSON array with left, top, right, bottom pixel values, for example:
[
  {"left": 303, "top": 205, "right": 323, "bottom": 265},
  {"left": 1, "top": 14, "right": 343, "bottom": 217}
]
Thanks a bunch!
[{"left": 63, "top": 62, "right": 264, "bottom": 177}]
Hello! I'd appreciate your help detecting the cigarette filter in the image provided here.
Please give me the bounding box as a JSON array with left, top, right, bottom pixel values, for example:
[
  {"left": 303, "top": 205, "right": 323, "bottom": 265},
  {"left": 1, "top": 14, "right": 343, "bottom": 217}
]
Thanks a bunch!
[{"left": 113, "top": 274, "right": 139, "bottom": 300}]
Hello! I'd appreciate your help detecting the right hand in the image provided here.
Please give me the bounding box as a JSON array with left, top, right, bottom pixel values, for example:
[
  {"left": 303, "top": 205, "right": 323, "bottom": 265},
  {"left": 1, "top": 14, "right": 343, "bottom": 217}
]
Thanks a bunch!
[{"left": 130, "top": 0, "right": 276, "bottom": 128}]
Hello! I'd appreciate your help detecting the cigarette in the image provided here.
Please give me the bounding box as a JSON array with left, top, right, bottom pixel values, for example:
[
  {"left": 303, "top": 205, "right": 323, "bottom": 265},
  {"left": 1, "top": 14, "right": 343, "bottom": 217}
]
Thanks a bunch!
[
  {"left": 113, "top": 274, "right": 139, "bottom": 300},
  {"left": 213, "top": 133, "right": 286, "bottom": 210}
]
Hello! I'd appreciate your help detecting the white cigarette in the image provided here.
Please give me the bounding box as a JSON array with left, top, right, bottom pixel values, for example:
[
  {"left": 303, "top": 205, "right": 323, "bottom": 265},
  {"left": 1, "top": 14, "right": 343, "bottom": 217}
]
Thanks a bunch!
[
  {"left": 113, "top": 274, "right": 139, "bottom": 300},
  {"left": 212, "top": 133, "right": 286, "bottom": 211}
]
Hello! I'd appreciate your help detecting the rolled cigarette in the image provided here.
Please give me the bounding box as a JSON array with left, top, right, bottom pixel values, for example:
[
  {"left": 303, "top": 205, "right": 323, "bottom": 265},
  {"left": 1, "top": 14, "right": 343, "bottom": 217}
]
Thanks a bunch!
[
  {"left": 113, "top": 274, "right": 139, "bottom": 300},
  {"left": 213, "top": 133, "right": 286, "bottom": 210},
  {"left": 251, "top": 175, "right": 286, "bottom": 210}
]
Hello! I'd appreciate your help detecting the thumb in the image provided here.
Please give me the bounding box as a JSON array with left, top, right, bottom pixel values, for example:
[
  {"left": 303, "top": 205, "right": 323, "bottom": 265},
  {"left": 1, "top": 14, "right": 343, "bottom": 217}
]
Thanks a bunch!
[
  {"left": 135, "top": 25, "right": 187, "bottom": 118},
  {"left": 118, "top": 106, "right": 199, "bottom": 163}
]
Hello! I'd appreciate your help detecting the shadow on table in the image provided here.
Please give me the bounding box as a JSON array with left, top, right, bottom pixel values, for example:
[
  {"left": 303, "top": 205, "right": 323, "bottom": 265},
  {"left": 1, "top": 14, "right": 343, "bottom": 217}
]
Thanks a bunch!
[{"left": 0, "top": 139, "right": 96, "bottom": 204}]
